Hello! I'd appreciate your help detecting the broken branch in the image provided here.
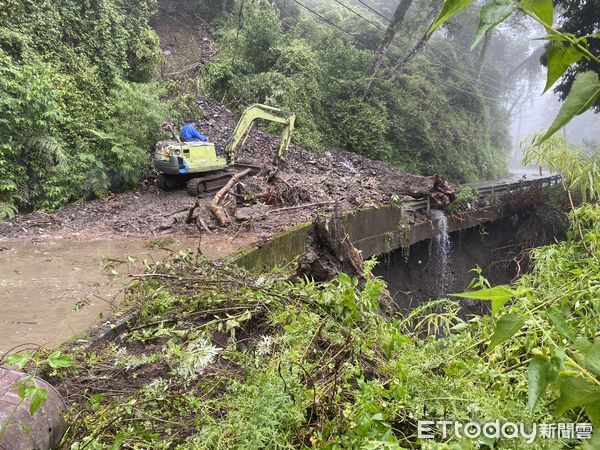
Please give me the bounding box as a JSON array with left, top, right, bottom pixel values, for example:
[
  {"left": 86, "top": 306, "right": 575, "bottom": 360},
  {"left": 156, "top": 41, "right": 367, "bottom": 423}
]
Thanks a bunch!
[
  {"left": 211, "top": 168, "right": 252, "bottom": 227},
  {"left": 267, "top": 201, "right": 333, "bottom": 215},
  {"left": 186, "top": 201, "right": 200, "bottom": 224}
]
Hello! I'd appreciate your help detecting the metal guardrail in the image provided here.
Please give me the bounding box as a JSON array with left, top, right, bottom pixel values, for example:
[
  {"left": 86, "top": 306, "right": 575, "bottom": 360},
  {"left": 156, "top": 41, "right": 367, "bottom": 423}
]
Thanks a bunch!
[{"left": 399, "top": 174, "right": 562, "bottom": 214}]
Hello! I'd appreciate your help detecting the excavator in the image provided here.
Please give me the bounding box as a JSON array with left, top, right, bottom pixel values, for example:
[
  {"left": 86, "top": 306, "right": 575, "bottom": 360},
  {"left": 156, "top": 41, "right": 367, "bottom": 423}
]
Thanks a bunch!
[{"left": 154, "top": 104, "right": 296, "bottom": 196}]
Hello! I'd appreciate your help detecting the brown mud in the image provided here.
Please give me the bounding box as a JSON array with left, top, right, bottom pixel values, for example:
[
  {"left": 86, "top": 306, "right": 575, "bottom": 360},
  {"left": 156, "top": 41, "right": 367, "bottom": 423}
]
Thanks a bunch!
[{"left": 0, "top": 235, "right": 255, "bottom": 356}]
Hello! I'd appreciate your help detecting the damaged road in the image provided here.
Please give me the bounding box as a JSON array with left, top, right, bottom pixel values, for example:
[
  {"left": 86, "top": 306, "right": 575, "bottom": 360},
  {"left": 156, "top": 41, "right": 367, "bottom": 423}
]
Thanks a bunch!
[{"left": 0, "top": 96, "right": 454, "bottom": 245}]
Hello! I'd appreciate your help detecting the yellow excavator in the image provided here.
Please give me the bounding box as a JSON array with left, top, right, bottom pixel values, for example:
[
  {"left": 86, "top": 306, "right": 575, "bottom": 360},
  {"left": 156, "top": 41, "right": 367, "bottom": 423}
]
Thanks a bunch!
[{"left": 154, "top": 104, "right": 296, "bottom": 196}]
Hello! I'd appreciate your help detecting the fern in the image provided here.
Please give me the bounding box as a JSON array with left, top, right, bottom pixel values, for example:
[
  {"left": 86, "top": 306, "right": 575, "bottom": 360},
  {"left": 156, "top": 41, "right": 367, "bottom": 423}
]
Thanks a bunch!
[{"left": 0, "top": 201, "right": 18, "bottom": 220}]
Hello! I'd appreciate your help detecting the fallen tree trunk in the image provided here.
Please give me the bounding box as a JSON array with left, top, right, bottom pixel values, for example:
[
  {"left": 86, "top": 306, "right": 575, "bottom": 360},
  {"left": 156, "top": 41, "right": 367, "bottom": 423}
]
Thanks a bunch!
[
  {"left": 297, "top": 204, "right": 364, "bottom": 283},
  {"left": 211, "top": 168, "right": 252, "bottom": 227}
]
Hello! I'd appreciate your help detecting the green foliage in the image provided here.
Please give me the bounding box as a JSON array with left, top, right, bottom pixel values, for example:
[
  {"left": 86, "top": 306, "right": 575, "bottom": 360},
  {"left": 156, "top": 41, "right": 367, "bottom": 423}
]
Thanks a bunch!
[
  {"left": 447, "top": 186, "right": 478, "bottom": 212},
  {"left": 549, "top": 0, "right": 600, "bottom": 111},
  {"left": 487, "top": 313, "right": 524, "bottom": 350},
  {"left": 429, "top": 0, "right": 600, "bottom": 141},
  {"left": 523, "top": 132, "right": 600, "bottom": 203},
  {"left": 449, "top": 147, "right": 600, "bottom": 433},
  {"left": 429, "top": 0, "right": 473, "bottom": 33},
  {"left": 0, "top": 201, "right": 18, "bottom": 220},
  {"left": 186, "top": 369, "right": 305, "bottom": 449},
  {"left": 199, "top": 0, "right": 511, "bottom": 182},
  {"left": 544, "top": 42, "right": 583, "bottom": 93},
  {"left": 0, "top": 348, "right": 74, "bottom": 442},
  {"left": 542, "top": 71, "right": 600, "bottom": 141},
  {"left": 54, "top": 195, "right": 600, "bottom": 447},
  {"left": 0, "top": 0, "right": 167, "bottom": 212},
  {"left": 450, "top": 284, "right": 516, "bottom": 315},
  {"left": 471, "top": 0, "right": 517, "bottom": 49}
]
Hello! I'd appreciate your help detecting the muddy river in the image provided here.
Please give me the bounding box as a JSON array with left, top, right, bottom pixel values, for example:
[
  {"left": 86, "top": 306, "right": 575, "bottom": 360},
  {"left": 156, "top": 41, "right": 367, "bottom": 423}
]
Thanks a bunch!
[{"left": 0, "top": 235, "right": 256, "bottom": 356}]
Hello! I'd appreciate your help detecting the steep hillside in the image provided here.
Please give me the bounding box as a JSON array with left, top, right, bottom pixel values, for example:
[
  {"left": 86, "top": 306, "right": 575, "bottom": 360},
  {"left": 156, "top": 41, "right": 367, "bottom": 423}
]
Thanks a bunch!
[{"left": 0, "top": 4, "right": 455, "bottom": 241}]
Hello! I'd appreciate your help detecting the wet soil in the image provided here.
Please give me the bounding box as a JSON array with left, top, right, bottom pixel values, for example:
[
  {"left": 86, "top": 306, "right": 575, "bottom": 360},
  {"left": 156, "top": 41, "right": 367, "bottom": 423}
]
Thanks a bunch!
[
  {"left": 0, "top": 235, "right": 255, "bottom": 356},
  {"left": 151, "top": 1, "right": 216, "bottom": 80}
]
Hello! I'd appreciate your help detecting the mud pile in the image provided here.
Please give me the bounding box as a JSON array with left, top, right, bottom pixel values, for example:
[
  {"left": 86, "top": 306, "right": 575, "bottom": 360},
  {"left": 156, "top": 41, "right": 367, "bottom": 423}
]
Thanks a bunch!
[
  {"left": 194, "top": 97, "right": 452, "bottom": 212},
  {"left": 0, "top": 98, "right": 455, "bottom": 241}
]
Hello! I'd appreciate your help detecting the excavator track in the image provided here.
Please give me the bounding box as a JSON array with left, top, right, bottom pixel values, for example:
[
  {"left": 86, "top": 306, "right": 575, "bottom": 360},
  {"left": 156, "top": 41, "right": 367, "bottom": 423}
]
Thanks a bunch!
[
  {"left": 186, "top": 170, "right": 234, "bottom": 197},
  {"left": 185, "top": 165, "right": 261, "bottom": 197},
  {"left": 157, "top": 174, "right": 182, "bottom": 191}
]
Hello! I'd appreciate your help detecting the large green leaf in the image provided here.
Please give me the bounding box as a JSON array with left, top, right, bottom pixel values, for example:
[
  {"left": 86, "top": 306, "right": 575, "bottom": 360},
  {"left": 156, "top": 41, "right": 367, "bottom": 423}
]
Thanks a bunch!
[
  {"left": 472, "top": 0, "right": 517, "bottom": 49},
  {"left": 546, "top": 307, "right": 575, "bottom": 342},
  {"left": 429, "top": 0, "right": 473, "bottom": 34},
  {"left": 520, "top": 0, "right": 553, "bottom": 26},
  {"left": 543, "top": 43, "right": 583, "bottom": 93},
  {"left": 586, "top": 401, "right": 600, "bottom": 427},
  {"left": 585, "top": 342, "right": 600, "bottom": 376},
  {"left": 449, "top": 285, "right": 515, "bottom": 315},
  {"left": 556, "top": 377, "right": 600, "bottom": 415},
  {"left": 47, "top": 351, "right": 75, "bottom": 369},
  {"left": 29, "top": 388, "right": 48, "bottom": 416},
  {"left": 527, "top": 350, "right": 563, "bottom": 413},
  {"left": 487, "top": 313, "right": 524, "bottom": 351},
  {"left": 542, "top": 71, "right": 600, "bottom": 141}
]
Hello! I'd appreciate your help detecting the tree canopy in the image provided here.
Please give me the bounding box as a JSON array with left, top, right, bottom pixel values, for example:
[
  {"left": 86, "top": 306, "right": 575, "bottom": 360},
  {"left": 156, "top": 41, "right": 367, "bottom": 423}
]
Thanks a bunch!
[{"left": 551, "top": 0, "right": 600, "bottom": 111}]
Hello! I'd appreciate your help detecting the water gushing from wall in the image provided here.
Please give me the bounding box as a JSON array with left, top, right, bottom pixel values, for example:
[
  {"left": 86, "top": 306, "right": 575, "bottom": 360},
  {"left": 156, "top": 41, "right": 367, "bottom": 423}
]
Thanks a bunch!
[{"left": 431, "top": 209, "right": 453, "bottom": 295}]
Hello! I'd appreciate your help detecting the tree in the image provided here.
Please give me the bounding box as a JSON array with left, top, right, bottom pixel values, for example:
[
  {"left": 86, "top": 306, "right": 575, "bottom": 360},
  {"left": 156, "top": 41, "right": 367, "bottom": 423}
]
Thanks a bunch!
[
  {"left": 550, "top": 0, "right": 600, "bottom": 111},
  {"left": 364, "top": 0, "right": 415, "bottom": 93}
]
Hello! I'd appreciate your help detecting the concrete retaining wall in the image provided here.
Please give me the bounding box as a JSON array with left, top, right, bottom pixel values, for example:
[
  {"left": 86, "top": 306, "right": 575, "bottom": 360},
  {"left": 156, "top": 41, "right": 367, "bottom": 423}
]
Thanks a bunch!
[{"left": 235, "top": 205, "right": 503, "bottom": 271}]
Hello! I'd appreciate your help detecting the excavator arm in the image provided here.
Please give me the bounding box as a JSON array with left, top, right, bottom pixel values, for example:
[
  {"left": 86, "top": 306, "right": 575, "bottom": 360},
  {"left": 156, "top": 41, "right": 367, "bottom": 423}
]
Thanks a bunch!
[{"left": 224, "top": 104, "right": 296, "bottom": 165}]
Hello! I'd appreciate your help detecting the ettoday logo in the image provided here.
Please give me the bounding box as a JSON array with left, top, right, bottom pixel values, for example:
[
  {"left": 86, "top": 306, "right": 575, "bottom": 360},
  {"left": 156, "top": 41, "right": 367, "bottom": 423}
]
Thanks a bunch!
[{"left": 417, "top": 420, "right": 593, "bottom": 444}]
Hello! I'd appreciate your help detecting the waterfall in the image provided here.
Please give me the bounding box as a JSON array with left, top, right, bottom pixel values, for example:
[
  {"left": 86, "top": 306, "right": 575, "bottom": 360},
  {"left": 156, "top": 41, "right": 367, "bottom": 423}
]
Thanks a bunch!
[{"left": 431, "top": 209, "right": 453, "bottom": 294}]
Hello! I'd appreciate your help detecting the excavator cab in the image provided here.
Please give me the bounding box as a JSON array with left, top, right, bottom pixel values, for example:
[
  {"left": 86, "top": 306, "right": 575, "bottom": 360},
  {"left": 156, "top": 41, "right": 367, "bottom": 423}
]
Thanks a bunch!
[{"left": 154, "top": 104, "right": 295, "bottom": 194}]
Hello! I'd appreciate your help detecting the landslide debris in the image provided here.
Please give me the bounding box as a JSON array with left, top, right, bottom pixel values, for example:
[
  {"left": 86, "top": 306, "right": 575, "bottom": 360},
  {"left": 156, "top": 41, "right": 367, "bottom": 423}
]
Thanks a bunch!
[
  {"left": 0, "top": 96, "right": 455, "bottom": 241},
  {"left": 296, "top": 205, "right": 364, "bottom": 283},
  {"left": 0, "top": 0, "right": 456, "bottom": 242}
]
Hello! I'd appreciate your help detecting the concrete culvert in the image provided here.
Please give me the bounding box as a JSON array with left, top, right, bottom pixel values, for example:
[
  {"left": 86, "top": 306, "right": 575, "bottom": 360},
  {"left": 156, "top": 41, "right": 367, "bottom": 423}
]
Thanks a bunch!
[{"left": 0, "top": 368, "right": 67, "bottom": 450}]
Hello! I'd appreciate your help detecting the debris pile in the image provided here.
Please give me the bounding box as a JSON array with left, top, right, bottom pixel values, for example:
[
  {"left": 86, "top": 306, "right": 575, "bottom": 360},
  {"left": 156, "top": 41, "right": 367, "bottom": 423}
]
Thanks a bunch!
[
  {"left": 193, "top": 96, "right": 456, "bottom": 228},
  {"left": 297, "top": 206, "right": 364, "bottom": 283},
  {"left": 0, "top": 96, "right": 456, "bottom": 241}
]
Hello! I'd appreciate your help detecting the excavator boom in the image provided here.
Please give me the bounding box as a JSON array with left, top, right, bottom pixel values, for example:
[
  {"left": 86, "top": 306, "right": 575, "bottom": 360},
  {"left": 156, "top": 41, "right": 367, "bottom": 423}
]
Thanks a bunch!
[{"left": 224, "top": 104, "right": 296, "bottom": 164}]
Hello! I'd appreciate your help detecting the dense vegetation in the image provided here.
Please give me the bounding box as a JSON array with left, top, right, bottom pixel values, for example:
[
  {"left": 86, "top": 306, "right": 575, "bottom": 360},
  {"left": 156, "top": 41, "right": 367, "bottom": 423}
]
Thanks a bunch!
[
  {"left": 13, "top": 182, "right": 595, "bottom": 448},
  {"left": 199, "top": 0, "right": 513, "bottom": 181},
  {"left": 0, "top": 0, "right": 170, "bottom": 216}
]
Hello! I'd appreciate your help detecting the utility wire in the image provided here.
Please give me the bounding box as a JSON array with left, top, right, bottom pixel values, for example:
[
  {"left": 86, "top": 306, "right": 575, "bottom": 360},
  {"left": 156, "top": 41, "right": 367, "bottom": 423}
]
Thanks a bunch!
[
  {"left": 291, "top": 0, "right": 505, "bottom": 104},
  {"left": 336, "top": 0, "right": 510, "bottom": 91},
  {"left": 290, "top": 0, "right": 367, "bottom": 42},
  {"left": 353, "top": 0, "right": 510, "bottom": 85},
  {"left": 290, "top": 0, "right": 507, "bottom": 112},
  {"left": 332, "top": 0, "right": 386, "bottom": 31},
  {"left": 355, "top": 0, "right": 392, "bottom": 23}
]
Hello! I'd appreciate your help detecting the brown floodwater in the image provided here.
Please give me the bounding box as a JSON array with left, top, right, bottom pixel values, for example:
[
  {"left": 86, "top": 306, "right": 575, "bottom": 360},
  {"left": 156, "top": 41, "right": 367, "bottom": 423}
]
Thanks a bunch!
[{"left": 0, "top": 234, "right": 256, "bottom": 356}]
